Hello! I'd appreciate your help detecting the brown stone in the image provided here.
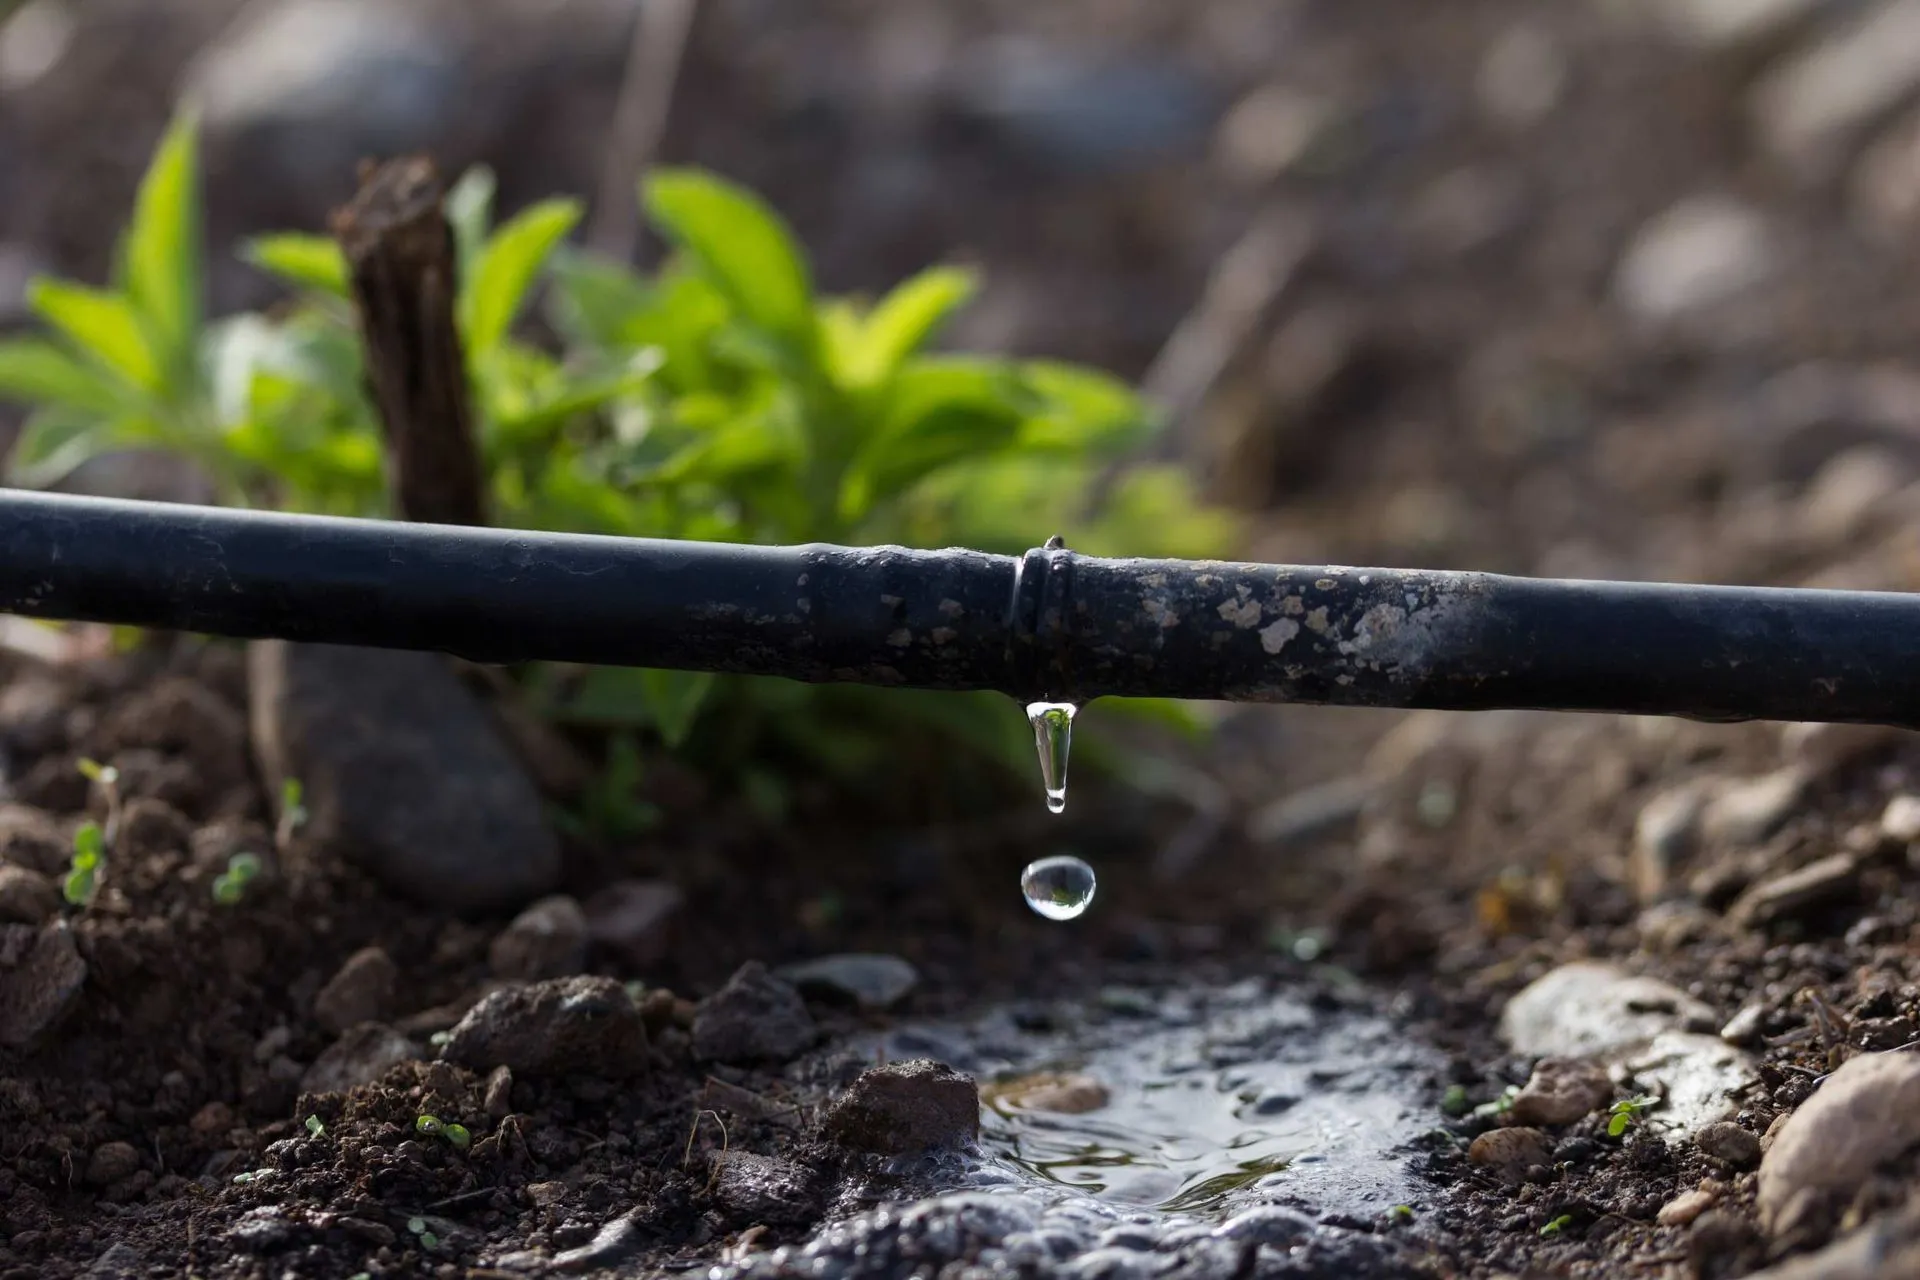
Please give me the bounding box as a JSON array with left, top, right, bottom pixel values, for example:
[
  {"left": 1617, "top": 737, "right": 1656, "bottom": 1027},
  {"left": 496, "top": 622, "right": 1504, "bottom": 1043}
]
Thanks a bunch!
[
  {"left": 822, "top": 1060, "right": 979, "bottom": 1155},
  {"left": 1508, "top": 1058, "right": 1614, "bottom": 1127}
]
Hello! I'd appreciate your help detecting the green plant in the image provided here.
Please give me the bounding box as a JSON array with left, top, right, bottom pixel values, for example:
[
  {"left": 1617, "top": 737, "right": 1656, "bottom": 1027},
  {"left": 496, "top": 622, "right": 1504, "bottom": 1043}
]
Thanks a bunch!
[
  {"left": 63, "top": 820, "right": 105, "bottom": 906},
  {"left": 303, "top": 1114, "right": 325, "bottom": 1137},
  {"left": 211, "top": 852, "right": 262, "bottom": 905},
  {"left": 415, "top": 1114, "right": 471, "bottom": 1150},
  {"left": 276, "top": 777, "right": 307, "bottom": 850},
  {"left": 1470, "top": 1084, "right": 1521, "bottom": 1122},
  {"left": 0, "top": 113, "right": 1238, "bottom": 809},
  {"left": 77, "top": 757, "right": 123, "bottom": 844},
  {"left": 1539, "top": 1214, "right": 1573, "bottom": 1237},
  {"left": 1606, "top": 1094, "right": 1660, "bottom": 1139}
]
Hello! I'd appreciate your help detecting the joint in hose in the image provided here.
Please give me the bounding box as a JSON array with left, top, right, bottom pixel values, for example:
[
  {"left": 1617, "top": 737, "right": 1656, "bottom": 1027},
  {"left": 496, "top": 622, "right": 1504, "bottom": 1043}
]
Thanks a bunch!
[{"left": 1005, "top": 534, "right": 1077, "bottom": 703}]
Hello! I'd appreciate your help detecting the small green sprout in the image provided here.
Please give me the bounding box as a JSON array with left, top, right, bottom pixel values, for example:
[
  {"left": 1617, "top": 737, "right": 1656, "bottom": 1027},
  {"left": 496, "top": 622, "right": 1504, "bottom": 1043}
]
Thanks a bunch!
[
  {"left": 415, "top": 1113, "right": 471, "bottom": 1151},
  {"left": 443, "top": 1122, "right": 471, "bottom": 1149},
  {"left": 428, "top": 1030, "right": 455, "bottom": 1048},
  {"left": 76, "top": 758, "right": 118, "bottom": 787},
  {"left": 211, "top": 852, "right": 263, "bottom": 905},
  {"left": 304, "top": 1114, "right": 324, "bottom": 1137},
  {"left": 1540, "top": 1214, "right": 1574, "bottom": 1237},
  {"left": 277, "top": 777, "right": 308, "bottom": 850},
  {"left": 231, "top": 1168, "right": 271, "bottom": 1185},
  {"left": 407, "top": 1216, "right": 438, "bottom": 1250},
  {"left": 1607, "top": 1094, "right": 1660, "bottom": 1139},
  {"left": 64, "top": 821, "right": 104, "bottom": 906},
  {"left": 415, "top": 1114, "right": 444, "bottom": 1138},
  {"left": 1440, "top": 1084, "right": 1470, "bottom": 1117},
  {"left": 1388, "top": 1205, "right": 1414, "bottom": 1224},
  {"left": 1470, "top": 1084, "right": 1521, "bottom": 1122},
  {"left": 407, "top": 1216, "right": 426, "bottom": 1233}
]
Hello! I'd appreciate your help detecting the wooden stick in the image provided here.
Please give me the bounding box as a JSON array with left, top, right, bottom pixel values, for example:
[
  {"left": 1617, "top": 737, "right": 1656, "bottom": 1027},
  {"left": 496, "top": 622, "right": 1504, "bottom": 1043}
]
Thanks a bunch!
[{"left": 331, "top": 157, "right": 487, "bottom": 527}]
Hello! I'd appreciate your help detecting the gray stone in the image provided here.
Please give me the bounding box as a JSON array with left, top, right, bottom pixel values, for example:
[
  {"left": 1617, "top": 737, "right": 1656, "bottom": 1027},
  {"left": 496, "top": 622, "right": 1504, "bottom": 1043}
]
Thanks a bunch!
[
  {"left": 1509, "top": 1057, "right": 1614, "bottom": 1127},
  {"left": 0, "top": 865, "right": 59, "bottom": 925},
  {"left": 1630, "top": 782, "right": 1712, "bottom": 903},
  {"left": 1722, "top": 1003, "right": 1768, "bottom": 1046},
  {"left": 247, "top": 641, "right": 560, "bottom": 912},
  {"left": 1738, "top": 1198, "right": 1920, "bottom": 1278},
  {"left": 692, "top": 962, "right": 815, "bottom": 1064},
  {"left": 1726, "top": 853, "right": 1859, "bottom": 928},
  {"left": 0, "top": 920, "right": 85, "bottom": 1048},
  {"left": 1701, "top": 767, "right": 1810, "bottom": 846},
  {"left": 777, "top": 953, "right": 920, "bottom": 1011},
  {"left": 582, "top": 880, "right": 682, "bottom": 969},
  {"left": 1467, "top": 1127, "right": 1554, "bottom": 1184},
  {"left": 1475, "top": 24, "right": 1566, "bottom": 130},
  {"left": 299, "top": 1023, "right": 421, "bottom": 1095},
  {"left": 710, "top": 1152, "right": 821, "bottom": 1225},
  {"left": 488, "top": 895, "right": 589, "bottom": 982},
  {"left": 1614, "top": 196, "right": 1775, "bottom": 324},
  {"left": 1658, "top": 1185, "right": 1720, "bottom": 1228},
  {"left": 1624, "top": 1031, "right": 1754, "bottom": 1137},
  {"left": 1759, "top": 1051, "right": 1920, "bottom": 1232},
  {"left": 1697, "top": 1120, "right": 1763, "bottom": 1168},
  {"left": 313, "top": 946, "right": 397, "bottom": 1034},
  {"left": 552, "top": 1213, "right": 644, "bottom": 1273},
  {"left": 441, "top": 975, "right": 647, "bottom": 1078},
  {"left": 822, "top": 1059, "right": 979, "bottom": 1155},
  {"left": 1751, "top": 1, "right": 1920, "bottom": 178},
  {"left": 1882, "top": 794, "right": 1920, "bottom": 842}
]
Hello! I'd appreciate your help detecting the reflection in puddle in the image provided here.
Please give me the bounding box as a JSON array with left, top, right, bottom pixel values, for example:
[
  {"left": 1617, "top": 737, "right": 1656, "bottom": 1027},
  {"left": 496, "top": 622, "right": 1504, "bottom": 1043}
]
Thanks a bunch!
[{"left": 871, "top": 978, "right": 1440, "bottom": 1223}]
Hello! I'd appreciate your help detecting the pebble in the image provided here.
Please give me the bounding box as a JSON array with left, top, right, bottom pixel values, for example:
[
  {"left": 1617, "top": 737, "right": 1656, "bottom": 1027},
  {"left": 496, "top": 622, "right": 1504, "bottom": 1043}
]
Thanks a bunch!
[
  {"left": 711, "top": 1152, "right": 821, "bottom": 1226},
  {"left": 822, "top": 1059, "right": 980, "bottom": 1155},
  {"left": 1658, "top": 1186, "right": 1719, "bottom": 1228},
  {"left": 312, "top": 946, "right": 397, "bottom": 1034},
  {"left": 691, "top": 962, "right": 815, "bottom": 1064},
  {"left": 299, "top": 1023, "right": 420, "bottom": 1095},
  {"left": 1509, "top": 1058, "right": 1614, "bottom": 1127},
  {"left": 1466, "top": 1127, "right": 1554, "bottom": 1185},
  {"left": 1212, "top": 82, "right": 1334, "bottom": 185},
  {"left": 441, "top": 976, "right": 647, "bottom": 1078},
  {"left": 551, "top": 1212, "right": 645, "bottom": 1273},
  {"left": 1696, "top": 1120, "right": 1763, "bottom": 1168},
  {"left": 84, "top": 1141, "right": 140, "bottom": 1187},
  {"left": 1759, "top": 1051, "right": 1920, "bottom": 1232},
  {"left": 247, "top": 641, "right": 560, "bottom": 912},
  {"left": 581, "top": 880, "right": 682, "bottom": 969},
  {"left": 1629, "top": 782, "right": 1711, "bottom": 903},
  {"left": 1475, "top": 24, "right": 1566, "bottom": 130},
  {"left": 986, "top": 1072, "right": 1112, "bottom": 1115},
  {"left": 1614, "top": 195, "right": 1775, "bottom": 324},
  {"left": 1700, "top": 767, "right": 1810, "bottom": 847},
  {"left": 776, "top": 953, "right": 920, "bottom": 1011},
  {"left": 1751, "top": 0, "right": 1920, "bottom": 178},
  {"left": 1501, "top": 963, "right": 1714, "bottom": 1060},
  {"left": 1721, "top": 1003, "right": 1768, "bottom": 1047},
  {"left": 189, "top": 1101, "right": 235, "bottom": 1135},
  {"left": 1725, "top": 853, "right": 1859, "bottom": 929},
  {"left": 1881, "top": 794, "right": 1920, "bottom": 842},
  {"left": 0, "top": 865, "right": 59, "bottom": 925},
  {"left": 488, "top": 895, "right": 589, "bottom": 982},
  {"left": 0, "top": 920, "right": 86, "bottom": 1049}
]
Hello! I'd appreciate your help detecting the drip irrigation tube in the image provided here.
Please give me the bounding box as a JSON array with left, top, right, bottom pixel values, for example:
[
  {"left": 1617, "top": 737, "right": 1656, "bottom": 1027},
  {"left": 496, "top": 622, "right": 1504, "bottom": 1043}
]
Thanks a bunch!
[{"left": 3, "top": 489, "right": 1920, "bottom": 726}]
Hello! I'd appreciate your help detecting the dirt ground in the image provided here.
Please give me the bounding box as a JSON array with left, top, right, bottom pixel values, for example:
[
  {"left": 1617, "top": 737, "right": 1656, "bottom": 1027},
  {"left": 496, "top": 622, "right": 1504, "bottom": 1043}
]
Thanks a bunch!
[{"left": 10, "top": 0, "right": 1920, "bottom": 1277}]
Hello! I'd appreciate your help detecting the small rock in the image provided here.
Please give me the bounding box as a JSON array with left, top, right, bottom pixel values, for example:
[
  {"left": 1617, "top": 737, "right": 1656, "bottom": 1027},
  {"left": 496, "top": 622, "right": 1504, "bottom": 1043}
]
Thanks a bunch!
[
  {"left": 1501, "top": 963, "right": 1715, "bottom": 1059},
  {"left": 1614, "top": 195, "right": 1775, "bottom": 325},
  {"left": 1758, "top": 1051, "right": 1920, "bottom": 1231},
  {"left": 0, "top": 677, "right": 69, "bottom": 757},
  {"left": 581, "top": 880, "right": 682, "bottom": 969},
  {"left": 485, "top": 1065, "right": 514, "bottom": 1118},
  {"left": 552, "top": 1213, "right": 644, "bottom": 1273},
  {"left": 86, "top": 1240, "right": 146, "bottom": 1278},
  {"left": 85, "top": 1141, "right": 140, "bottom": 1187},
  {"left": 1733, "top": 1199, "right": 1920, "bottom": 1278},
  {"left": 1213, "top": 1205, "right": 1317, "bottom": 1246},
  {"left": 711, "top": 1152, "right": 822, "bottom": 1225},
  {"left": 488, "top": 895, "right": 589, "bottom": 982},
  {"left": 1659, "top": 1186, "right": 1719, "bottom": 1228},
  {"left": 1630, "top": 783, "right": 1711, "bottom": 903},
  {"left": 526, "top": 1180, "right": 567, "bottom": 1207},
  {"left": 986, "top": 1072, "right": 1111, "bottom": 1115},
  {"left": 1475, "top": 24, "right": 1565, "bottom": 130},
  {"left": 1625, "top": 1031, "right": 1753, "bottom": 1136},
  {"left": 1798, "top": 447, "right": 1909, "bottom": 546},
  {"left": 822, "top": 1059, "right": 980, "bottom": 1155},
  {"left": 691, "top": 962, "right": 815, "bottom": 1064},
  {"left": 1212, "top": 82, "right": 1334, "bottom": 185},
  {"left": 1751, "top": 1, "right": 1920, "bottom": 179},
  {"left": 1726, "top": 853, "right": 1858, "bottom": 929},
  {"left": 1882, "top": 795, "right": 1920, "bottom": 842},
  {"left": 299, "top": 1023, "right": 421, "bottom": 1095},
  {"left": 1701, "top": 767, "right": 1810, "bottom": 847},
  {"left": 441, "top": 976, "right": 647, "bottom": 1078},
  {"left": 1697, "top": 1120, "right": 1763, "bottom": 1169},
  {"left": 777, "top": 953, "right": 920, "bottom": 1011},
  {"left": 312, "top": 946, "right": 397, "bottom": 1034},
  {"left": 1721, "top": 1003, "right": 1767, "bottom": 1047},
  {"left": 248, "top": 641, "right": 560, "bottom": 912},
  {"left": 1466, "top": 1127, "right": 1553, "bottom": 1185},
  {"left": 190, "top": 1101, "right": 236, "bottom": 1134},
  {"left": 1509, "top": 1058, "right": 1614, "bottom": 1127},
  {"left": 0, "top": 865, "right": 59, "bottom": 925},
  {"left": 0, "top": 920, "right": 86, "bottom": 1048}
]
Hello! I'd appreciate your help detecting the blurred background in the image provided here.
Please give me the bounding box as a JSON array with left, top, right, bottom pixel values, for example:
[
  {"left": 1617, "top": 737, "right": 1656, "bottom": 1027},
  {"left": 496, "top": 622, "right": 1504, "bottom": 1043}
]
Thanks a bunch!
[{"left": 6, "top": 0, "right": 1920, "bottom": 590}]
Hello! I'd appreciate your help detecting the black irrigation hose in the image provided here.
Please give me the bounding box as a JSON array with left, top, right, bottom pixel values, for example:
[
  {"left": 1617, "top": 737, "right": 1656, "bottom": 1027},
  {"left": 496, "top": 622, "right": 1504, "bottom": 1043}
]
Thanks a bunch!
[{"left": 3, "top": 489, "right": 1920, "bottom": 726}]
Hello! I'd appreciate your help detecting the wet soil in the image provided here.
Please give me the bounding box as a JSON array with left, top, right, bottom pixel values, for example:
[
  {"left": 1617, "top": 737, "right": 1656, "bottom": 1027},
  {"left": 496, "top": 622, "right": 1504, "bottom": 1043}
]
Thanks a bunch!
[{"left": 10, "top": 0, "right": 1920, "bottom": 1277}]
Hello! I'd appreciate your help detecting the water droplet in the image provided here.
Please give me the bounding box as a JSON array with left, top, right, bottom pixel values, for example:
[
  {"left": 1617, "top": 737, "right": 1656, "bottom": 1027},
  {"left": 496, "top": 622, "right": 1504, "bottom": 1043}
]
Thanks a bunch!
[
  {"left": 1026, "top": 701, "right": 1076, "bottom": 814},
  {"left": 1022, "top": 854, "right": 1096, "bottom": 921}
]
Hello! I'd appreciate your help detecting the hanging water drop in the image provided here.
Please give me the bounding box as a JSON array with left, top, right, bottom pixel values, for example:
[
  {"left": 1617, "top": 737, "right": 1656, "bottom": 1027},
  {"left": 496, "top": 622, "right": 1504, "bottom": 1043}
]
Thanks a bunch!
[
  {"left": 1026, "top": 701, "right": 1077, "bottom": 814},
  {"left": 1021, "top": 855, "right": 1096, "bottom": 920}
]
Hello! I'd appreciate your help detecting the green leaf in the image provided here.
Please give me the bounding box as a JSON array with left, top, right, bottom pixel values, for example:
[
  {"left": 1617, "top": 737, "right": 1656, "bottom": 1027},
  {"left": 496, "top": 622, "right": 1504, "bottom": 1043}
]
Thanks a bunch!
[
  {"left": 491, "top": 349, "right": 663, "bottom": 445},
  {"left": 639, "top": 668, "right": 715, "bottom": 747},
  {"left": 29, "top": 280, "right": 162, "bottom": 393},
  {"left": 1020, "top": 360, "right": 1157, "bottom": 453},
  {"left": 0, "top": 338, "right": 126, "bottom": 413},
  {"left": 839, "top": 359, "right": 1029, "bottom": 523},
  {"left": 461, "top": 198, "right": 582, "bottom": 355},
  {"left": 643, "top": 169, "right": 815, "bottom": 349},
  {"left": 73, "top": 821, "right": 105, "bottom": 861},
  {"left": 843, "top": 266, "right": 976, "bottom": 387},
  {"left": 445, "top": 166, "right": 497, "bottom": 284},
  {"left": 546, "top": 250, "right": 655, "bottom": 350},
  {"left": 6, "top": 406, "right": 127, "bottom": 489},
  {"left": 122, "top": 111, "right": 203, "bottom": 382},
  {"left": 242, "top": 234, "right": 349, "bottom": 298}
]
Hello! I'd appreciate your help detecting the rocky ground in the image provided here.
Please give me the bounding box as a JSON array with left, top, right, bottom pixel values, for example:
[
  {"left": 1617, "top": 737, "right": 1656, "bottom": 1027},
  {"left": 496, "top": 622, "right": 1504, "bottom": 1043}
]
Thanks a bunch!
[{"left": 10, "top": 0, "right": 1920, "bottom": 1277}]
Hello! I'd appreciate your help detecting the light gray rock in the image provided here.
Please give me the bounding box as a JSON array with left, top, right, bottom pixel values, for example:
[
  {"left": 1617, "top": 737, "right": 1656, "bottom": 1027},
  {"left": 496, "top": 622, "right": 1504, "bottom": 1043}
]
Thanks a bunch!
[
  {"left": 1701, "top": 767, "right": 1810, "bottom": 846},
  {"left": 1759, "top": 1051, "right": 1920, "bottom": 1232},
  {"left": 248, "top": 641, "right": 560, "bottom": 912},
  {"left": 1614, "top": 196, "right": 1775, "bottom": 324},
  {"left": 1726, "top": 853, "right": 1859, "bottom": 929},
  {"left": 1751, "top": 1, "right": 1920, "bottom": 178},
  {"left": 1630, "top": 781, "right": 1713, "bottom": 903},
  {"left": 1467, "top": 1127, "right": 1553, "bottom": 1184},
  {"left": 1698, "top": 1120, "right": 1763, "bottom": 1168},
  {"left": 777, "top": 953, "right": 920, "bottom": 1011}
]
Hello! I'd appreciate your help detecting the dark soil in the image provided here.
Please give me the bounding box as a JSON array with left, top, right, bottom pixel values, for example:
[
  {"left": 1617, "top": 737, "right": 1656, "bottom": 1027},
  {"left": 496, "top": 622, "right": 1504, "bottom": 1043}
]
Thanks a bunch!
[{"left": 10, "top": 0, "right": 1920, "bottom": 1277}]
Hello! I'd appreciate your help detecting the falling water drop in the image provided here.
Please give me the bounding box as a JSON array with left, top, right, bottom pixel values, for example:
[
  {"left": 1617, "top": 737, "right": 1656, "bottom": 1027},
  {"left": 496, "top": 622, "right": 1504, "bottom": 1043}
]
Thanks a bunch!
[
  {"left": 1021, "top": 855, "right": 1097, "bottom": 920},
  {"left": 1026, "top": 701, "right": 1077, "bottom": 814}
]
